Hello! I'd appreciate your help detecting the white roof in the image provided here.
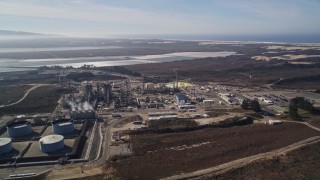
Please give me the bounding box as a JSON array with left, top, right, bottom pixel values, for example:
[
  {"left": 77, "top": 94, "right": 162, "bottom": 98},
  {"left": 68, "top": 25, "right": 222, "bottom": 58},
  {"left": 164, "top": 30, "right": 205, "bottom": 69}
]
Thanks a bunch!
[
  {"left": 39, "top": 135, "right": 64, "bottom": 144},
  {"left": 0, "top": 138, "right": 11, "bottom": 146},
  {"left": 58, "top": 122, "right": 73, "bottom": 126},
  {"left": 13, "top": 124, "right": 29, "bottom": 129},
  {"left": 149, "top": 115, "right": 178, "bottom": 120},
  {"left": 268, "top": 120, "right": 282, "bottom": 123}
]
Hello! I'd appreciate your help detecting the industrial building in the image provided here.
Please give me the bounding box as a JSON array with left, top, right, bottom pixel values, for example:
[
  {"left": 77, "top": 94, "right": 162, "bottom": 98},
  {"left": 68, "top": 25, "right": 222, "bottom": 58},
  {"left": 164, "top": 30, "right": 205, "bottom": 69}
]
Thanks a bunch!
[
  {"left": 265, "top": 119, "right": 282, "bottom": 125},
  {"left": 39, "top": 135, "right": 65, "bottom": 153},
  {"left": 219, "top": 93, "right": 237, "bottom": 105},
  {"left": 71, "top": 110, "right": 96, "bottom": 120},
  {"left": 52, "top": 119, "right": 75, "bottom": 135},
  {"left": 149, "top": 115, "right": 178, "bottom": 121},
  {"left": 0, "top": 138, "right": 12, "bottom": 155},
  {"left": 176, "top": 94, "right": 189, "bottom": 105},
  {"left": 102, "top": 83, "right": 112, "bottom": 104},
  {"left": 144, "top": 82, "right": 155, "bottom": 90},
  {"left": 146, "top": 103, "right": 164, "bottom": 108},
  {"left": 258, "top": 97, "right": 274, "bottom": 105},
  {"left": 112, "top": 132, "right": 122, "bottom": 141},
  {"left": 262, "top": 105, "right": 288, "bottom": 116},
  {"left": 7, "top": 121, "right": 32, "bottom": 138},
  {"left": 147, "top": 111, "right": 178, "bottom": 121},
  {"left": 148, "top": 111, "right": 177, "bottom": 117},
  {"left": 203, "top": 99, "right": 214, "bottom": 107},
  {"left": 177, "top": 104, "right": 196, "bottom": 110}
]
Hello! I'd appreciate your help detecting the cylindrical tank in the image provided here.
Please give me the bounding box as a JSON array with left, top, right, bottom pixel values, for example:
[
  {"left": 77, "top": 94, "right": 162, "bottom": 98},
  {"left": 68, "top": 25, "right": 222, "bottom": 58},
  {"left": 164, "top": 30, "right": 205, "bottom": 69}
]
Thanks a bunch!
[
  {"left": 52, "top": 119, "right": 75, "bottom": 135},
  {"left": 0, "top": 138, "right": 12, "bottom": 155},
  {"left": 7, "top": 121, "right": 32, "bottom": 138},
  {"left": 39, "top": 135, "right": 64, "bottom": 153}
]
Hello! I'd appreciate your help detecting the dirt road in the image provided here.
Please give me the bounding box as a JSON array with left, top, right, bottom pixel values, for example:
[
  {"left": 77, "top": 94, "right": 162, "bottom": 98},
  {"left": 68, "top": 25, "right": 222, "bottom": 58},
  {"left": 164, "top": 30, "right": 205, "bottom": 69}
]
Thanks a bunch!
[
  {"left": 163, "top": 120, "right": 320, "bottom": 180},
  {"left": 0, "top": 84, "right": 51, "bottom": 108}
]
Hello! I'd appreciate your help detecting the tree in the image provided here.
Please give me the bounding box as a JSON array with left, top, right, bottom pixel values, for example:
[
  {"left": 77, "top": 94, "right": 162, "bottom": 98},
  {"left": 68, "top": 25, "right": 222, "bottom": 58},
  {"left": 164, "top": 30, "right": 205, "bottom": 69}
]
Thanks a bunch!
[
  {"left": 250, "top": 100, "right": 261, "bottom": 112},
  {"left": 241, "top": 99, "right": 251, "bottom": 110},
  {"left": 289, "top": 99, "right": 299, "bottom": 120},
  {"left": 293, "top": 97, "right": 315, "bottom": 113}
]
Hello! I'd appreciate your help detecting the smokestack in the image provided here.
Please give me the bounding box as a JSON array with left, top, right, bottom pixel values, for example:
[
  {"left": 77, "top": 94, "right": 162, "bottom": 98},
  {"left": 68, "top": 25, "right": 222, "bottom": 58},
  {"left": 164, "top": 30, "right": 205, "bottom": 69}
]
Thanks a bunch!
[{"left": 175, "top": 71, "right": 178, "bottom": 90}]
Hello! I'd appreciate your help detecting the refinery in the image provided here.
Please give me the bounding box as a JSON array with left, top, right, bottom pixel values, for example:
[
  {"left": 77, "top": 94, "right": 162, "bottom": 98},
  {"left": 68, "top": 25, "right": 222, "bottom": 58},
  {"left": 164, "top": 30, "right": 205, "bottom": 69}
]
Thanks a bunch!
[{"left": 0, "top": 37, "right": 320, "bottom": 179}]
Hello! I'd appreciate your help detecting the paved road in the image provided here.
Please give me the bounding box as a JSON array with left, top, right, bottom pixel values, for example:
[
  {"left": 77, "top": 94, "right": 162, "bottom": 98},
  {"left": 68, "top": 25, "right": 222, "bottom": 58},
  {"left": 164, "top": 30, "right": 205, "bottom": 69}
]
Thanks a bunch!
[
  {"left": 266, "top": 78, "right": 284, "bottom": 89},
  {"left": 0, "top": 84, "right": 52, "bottom": 108},
  {"left": 92, "top": 118, "right": 127, "bottom": 165}
]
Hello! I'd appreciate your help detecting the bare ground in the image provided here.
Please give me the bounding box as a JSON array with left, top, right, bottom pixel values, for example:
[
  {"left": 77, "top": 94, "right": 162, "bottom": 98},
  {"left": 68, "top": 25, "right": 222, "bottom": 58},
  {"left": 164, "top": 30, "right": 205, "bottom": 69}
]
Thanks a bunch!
[
  {"left": 0, "top": 85, "right": 32, "bottom": 105},
  {"left": 109, "top": 123, "right": 319, "bottom": 179},
  {"left": 126, "top": 56, "right": 320, "bottom": 89},
  {"left": 211, "top": 140, "right": 320, "bottom": 180}
]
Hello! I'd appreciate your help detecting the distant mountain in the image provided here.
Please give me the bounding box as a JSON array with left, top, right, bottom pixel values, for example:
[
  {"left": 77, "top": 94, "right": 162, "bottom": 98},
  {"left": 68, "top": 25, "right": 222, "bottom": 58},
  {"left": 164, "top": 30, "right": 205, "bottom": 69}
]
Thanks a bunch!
[{"left": 0, "top": 30, "right": 47, "bottom": 36}]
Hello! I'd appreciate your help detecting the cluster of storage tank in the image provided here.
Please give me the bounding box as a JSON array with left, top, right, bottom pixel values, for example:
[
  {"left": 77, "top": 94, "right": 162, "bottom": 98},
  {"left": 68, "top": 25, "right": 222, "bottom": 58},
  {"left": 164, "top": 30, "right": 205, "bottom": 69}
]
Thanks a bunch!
[
  {"left": 1, "top": 121, "right": 32, "bottom": 155},
  {"left": 3, "top": 119, "right": 76, "bottom": 154},
  {"left": 39, "top": 119, "right": 75, "bottom": 153},
  {"left": 0, "top": 136, "right": 66, "bottom": 155}
]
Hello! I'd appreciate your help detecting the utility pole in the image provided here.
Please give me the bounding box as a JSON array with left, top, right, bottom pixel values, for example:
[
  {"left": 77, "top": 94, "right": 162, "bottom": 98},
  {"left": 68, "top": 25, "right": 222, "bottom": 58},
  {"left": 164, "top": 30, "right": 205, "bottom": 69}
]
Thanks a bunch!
[
  {"left": 171, "top": 69, "right": 178, "bottom": 91},
  {"left": 142, "top": 74, "right": 145, "bottom": 93},
  {"left": 58, "top": 71, "right": 61, "bottom": 85},
  {"left": 175, "top": 71, "right": 178, "bottom": 90}
]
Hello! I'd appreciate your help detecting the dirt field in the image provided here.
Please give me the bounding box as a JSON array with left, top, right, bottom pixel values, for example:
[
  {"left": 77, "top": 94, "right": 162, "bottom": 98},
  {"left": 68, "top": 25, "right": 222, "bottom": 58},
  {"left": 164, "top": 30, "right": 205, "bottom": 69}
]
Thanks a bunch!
[
  {"left": 304, "top": 114, "right": 320, "bottom": 128},
  {"left": 212, "top": 141, "right": 320, "bottom": 180},
  {"left": 265, "top": 45, "right": 320, "bottom": 51},
  {"left": 0, "top": 85, "right": 32, "bottom": 105},
  {"left": 109, "top": 123, "right": 319, "bottom": 179},
  {"left": 252, "top": 55, "right": 320, "bottom": 61},
  {"left": 126, "top": 55, "right": 320, "bottom": 89},
  {"left": 0, "top": 85, "right": 66, "bottom": 116}
]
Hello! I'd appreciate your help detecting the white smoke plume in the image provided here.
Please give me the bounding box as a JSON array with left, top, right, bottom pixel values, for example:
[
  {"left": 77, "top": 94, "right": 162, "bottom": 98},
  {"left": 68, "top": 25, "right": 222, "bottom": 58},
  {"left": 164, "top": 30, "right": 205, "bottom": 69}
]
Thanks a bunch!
[
  {"left": 82, "top": 101, "right": 94, "bottom": 111},
  {"left": 68, "top": 100, "right": 93, "bottom": 111}
]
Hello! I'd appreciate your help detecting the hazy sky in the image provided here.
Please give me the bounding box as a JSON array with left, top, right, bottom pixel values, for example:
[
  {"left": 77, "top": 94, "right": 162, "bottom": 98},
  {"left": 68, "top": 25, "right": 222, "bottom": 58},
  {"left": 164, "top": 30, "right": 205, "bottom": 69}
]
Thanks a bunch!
[{"left": 0, "top": 0, "right": 320, "bottom": 37}]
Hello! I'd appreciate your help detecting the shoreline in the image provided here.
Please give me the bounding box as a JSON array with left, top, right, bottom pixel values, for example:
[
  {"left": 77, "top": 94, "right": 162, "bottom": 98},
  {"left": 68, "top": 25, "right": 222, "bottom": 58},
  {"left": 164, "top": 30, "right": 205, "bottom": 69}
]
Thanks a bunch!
[{"left": 0, "top": 51, "right": 238, "bottom": 73}]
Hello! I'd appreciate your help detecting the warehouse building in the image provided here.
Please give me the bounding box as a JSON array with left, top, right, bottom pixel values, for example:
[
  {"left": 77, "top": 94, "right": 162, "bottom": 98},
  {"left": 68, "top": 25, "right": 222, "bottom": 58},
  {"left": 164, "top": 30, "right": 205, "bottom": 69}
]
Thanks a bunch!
[
  {"left": 149, "top": 115, "right": 178, "bottom": 121},
  {"left": 175, "top": 94, "right": 189, "bottom": 105},
  {"left": 71, "top": 110, "right": 96, "bottom": 120}
]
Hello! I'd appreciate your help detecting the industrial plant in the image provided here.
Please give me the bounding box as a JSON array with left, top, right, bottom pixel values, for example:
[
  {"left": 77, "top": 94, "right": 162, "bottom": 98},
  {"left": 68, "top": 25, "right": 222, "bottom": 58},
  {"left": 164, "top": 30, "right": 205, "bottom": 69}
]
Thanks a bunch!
[
  {"left": 0, "top": 65, "right": 320, "bottom": 180},
  {"left": 0, "top": 76, "right": 143, "bottom": 173}
]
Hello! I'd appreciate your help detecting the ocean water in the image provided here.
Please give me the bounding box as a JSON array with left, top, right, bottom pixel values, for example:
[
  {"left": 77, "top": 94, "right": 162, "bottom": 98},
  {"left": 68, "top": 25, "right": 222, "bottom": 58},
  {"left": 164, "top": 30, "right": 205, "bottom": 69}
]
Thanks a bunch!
[
  {"left": 0, "top": 46, "right": 121, "bottom": 53},
  {"left": 120, "top": 34, "right": 320, "bottom": 44},
  {"left": 0, "top": 51, "right": 237, "bottom": 73},
  {"left": 1, "top": 33, "right": 319, "bottom": 73}
]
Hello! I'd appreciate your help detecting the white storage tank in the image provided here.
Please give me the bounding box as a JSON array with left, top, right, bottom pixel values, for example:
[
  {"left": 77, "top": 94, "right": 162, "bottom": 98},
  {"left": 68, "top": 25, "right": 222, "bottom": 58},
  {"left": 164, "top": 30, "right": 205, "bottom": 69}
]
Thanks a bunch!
[
  {"left": 39, "top": 135, "right": 65, "bottom": 153},
  {"left": 52, "top": 119, "right": 75, "bottom": 135},
  {"left": 7, "top": 121, "right": 32, "bottom": 138},
  {"left": 0, "top": 138, "right": 12, "bottom": 155}
]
